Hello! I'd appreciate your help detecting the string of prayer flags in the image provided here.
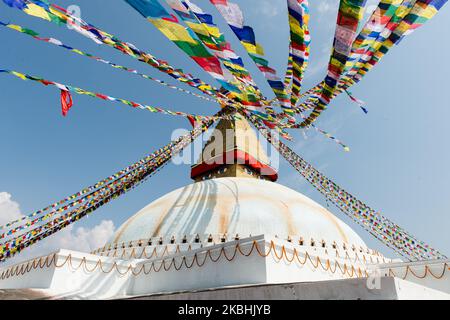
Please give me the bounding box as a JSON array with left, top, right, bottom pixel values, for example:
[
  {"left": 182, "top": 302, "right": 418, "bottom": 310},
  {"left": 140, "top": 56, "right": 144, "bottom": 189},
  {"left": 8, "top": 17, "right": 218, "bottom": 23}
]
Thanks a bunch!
[
  {"left": 0, "top": 119, "right": 218, "bottom": 262},
  {"left": 287, "top": 0, "right": 311, "bottom": 108},
  {"left": 0, "top": 69, "right": 220, "bottom": 121},
  {"left": 162, "top": 0, "right": 267, "bottom": 111},
  {"left": 298, "top": 84, "right": 368, "bottom": 116},
  {"left": 312, "top": 124, "right": 350, "bottom": 152},
  {"left": 123, "top": 0, "right": 273, "bottom": 115},
  {"left": 2, "top": 0, "right": 224, "bottom": 100},
  {"left": 210, "top": 0, "right": 294, "bottom": 116},
  {"left": 247, "top": 113, "right": 447, "bottom": 261},
  {"left": 0, "top": 20, "right": 217, "bottom": 104},
  {"left": 0, "top": 137, "right": 190, "bottom": 232},
  {"left": 273, "top": 107, "right": 351, "bottom": 151},
  {"left": 345, "top": 90, "right": 367, "bottom": 113},
  {"left": 340, "top": 0, "right": 417, "bottom": 88},
  {"left": 344, "top": 0, "right": 404, "bottom": 77},
  {"left": 299, "top": 0, "right": 368, "bottom": 127},
  {"left": 342, "top": 0, "right": 448, "bottom": 87},
  {"left": 1, "top": 165, "right": 154, "bottom": 239},
  {"left": 299, "top": 0, "right": 447, "bottom": 123},
  {"left": 284, "top": 50, "right": 294, "bottom": 93},
  {"left": 292, "top": 83, "right": 324, "bottom": 113},
  {"left": 0, "top": 166, "right": 162, "bottom": 259},
  {"left": 298, "top": 0, "right": 412, "bottom": 108},
  {"left": 0, "top": 146, "right": 182, "bottom": 241},
  {"left": 124, "top": 0, "right": 244, "bottom": 96}
]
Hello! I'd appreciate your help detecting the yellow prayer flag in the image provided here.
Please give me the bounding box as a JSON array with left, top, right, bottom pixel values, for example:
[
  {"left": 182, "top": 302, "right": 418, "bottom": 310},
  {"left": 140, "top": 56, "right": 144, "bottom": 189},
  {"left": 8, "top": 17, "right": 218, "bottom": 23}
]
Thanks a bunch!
[
  {"left": 7, "top": 24, "right": 23, "bottom": 32},
  {"left": 24, "top": 3, "right": 52, "bottom": 21},
  {"left": 186, "top": 22, "right": 209, "bottom": 36},
  {"left": 203, "top": 24, "right": 221, "bottom": 38},
  {"left": 417, "top": 6, "right": 438, "bottom": 19},
  {"left": 11, "top": 71, "right": 28, "bottom": 80},
  {"left": 150, "top": 19, "right": 198, "bottom": 45},
  {"left": 241, "top": 42, "right": 265, "bottom": 56}
]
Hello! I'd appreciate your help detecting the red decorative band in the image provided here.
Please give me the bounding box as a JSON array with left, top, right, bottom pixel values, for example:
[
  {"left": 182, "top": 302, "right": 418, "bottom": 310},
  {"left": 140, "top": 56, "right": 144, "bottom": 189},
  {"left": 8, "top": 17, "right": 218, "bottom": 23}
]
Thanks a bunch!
[{"left": 191, "top": 149, "right": 278, "bottom": 181}]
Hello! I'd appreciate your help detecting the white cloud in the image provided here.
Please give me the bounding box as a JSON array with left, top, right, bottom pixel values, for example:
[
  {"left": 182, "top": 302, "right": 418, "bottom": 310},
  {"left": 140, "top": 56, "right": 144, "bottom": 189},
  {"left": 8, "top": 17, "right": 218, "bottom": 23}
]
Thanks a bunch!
[
  {"left": 56, "top": 220, "right": 116, "bottom": 253},
  {"left": 0, "top": 192, "right": 116, "bottom": 267},
  {"left": 0, "top": 192, "right": 23, "bottom": 225}
]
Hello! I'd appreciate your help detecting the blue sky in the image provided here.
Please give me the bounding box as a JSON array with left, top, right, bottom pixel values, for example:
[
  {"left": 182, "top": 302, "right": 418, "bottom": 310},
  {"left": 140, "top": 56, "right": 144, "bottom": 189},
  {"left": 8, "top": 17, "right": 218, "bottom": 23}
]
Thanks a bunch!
[{"left": 0, "top": 0, "right": 449, "bottom": 265}]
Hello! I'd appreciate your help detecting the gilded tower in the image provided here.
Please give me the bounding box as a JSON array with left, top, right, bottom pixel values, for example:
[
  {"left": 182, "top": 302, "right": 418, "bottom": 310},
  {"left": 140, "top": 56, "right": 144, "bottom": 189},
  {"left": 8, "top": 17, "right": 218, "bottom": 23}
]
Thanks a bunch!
[{"left": 190, "top": 116, "right": 278, "bottom": 182}]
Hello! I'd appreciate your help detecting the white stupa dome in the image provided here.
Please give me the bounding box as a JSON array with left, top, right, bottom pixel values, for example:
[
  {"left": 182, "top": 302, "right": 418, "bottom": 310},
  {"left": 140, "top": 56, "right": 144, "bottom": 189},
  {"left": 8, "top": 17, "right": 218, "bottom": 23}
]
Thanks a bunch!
[{"left": 109, "top": 177, "right": 367, "bottom": 249}]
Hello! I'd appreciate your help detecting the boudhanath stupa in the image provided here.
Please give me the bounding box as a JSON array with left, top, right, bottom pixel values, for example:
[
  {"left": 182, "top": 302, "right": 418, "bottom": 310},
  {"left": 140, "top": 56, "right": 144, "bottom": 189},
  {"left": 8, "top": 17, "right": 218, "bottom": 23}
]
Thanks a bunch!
[{"left": 0, "top": 117, "right": 449, "bottom": 300}]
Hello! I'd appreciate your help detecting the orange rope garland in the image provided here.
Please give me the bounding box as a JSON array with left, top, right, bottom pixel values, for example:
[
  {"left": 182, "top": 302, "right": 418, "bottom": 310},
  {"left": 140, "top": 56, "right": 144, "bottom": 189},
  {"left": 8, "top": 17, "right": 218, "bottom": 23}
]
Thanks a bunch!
[
  {"left": 388, "top": 263, "right": 450, "bottom": 280},
  {"left": 1, "top": 240, "right": 448, "bottom": 283},
  {"left": 99, "top": 241, "right": 387, "bottom": 266},
  {"left": 1, "top": 240, "right": 368, "bottom": 280}
]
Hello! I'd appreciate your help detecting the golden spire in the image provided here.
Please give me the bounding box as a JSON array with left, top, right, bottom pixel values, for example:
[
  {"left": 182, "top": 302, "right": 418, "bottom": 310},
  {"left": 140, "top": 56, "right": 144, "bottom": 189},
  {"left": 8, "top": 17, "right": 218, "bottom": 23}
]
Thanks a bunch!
[{"left": 191, "top": 114, "right": 278, "bottom": 182}]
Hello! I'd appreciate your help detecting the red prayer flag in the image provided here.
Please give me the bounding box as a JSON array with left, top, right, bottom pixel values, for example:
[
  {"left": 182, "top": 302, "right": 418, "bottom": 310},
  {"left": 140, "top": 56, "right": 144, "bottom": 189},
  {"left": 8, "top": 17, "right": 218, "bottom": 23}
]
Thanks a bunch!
[
  {"left": 187, "top": 115, "right": 196, "bottom": 127},
  {"left": 60, "top": 90, "right": 73, "bottom": 117}
]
